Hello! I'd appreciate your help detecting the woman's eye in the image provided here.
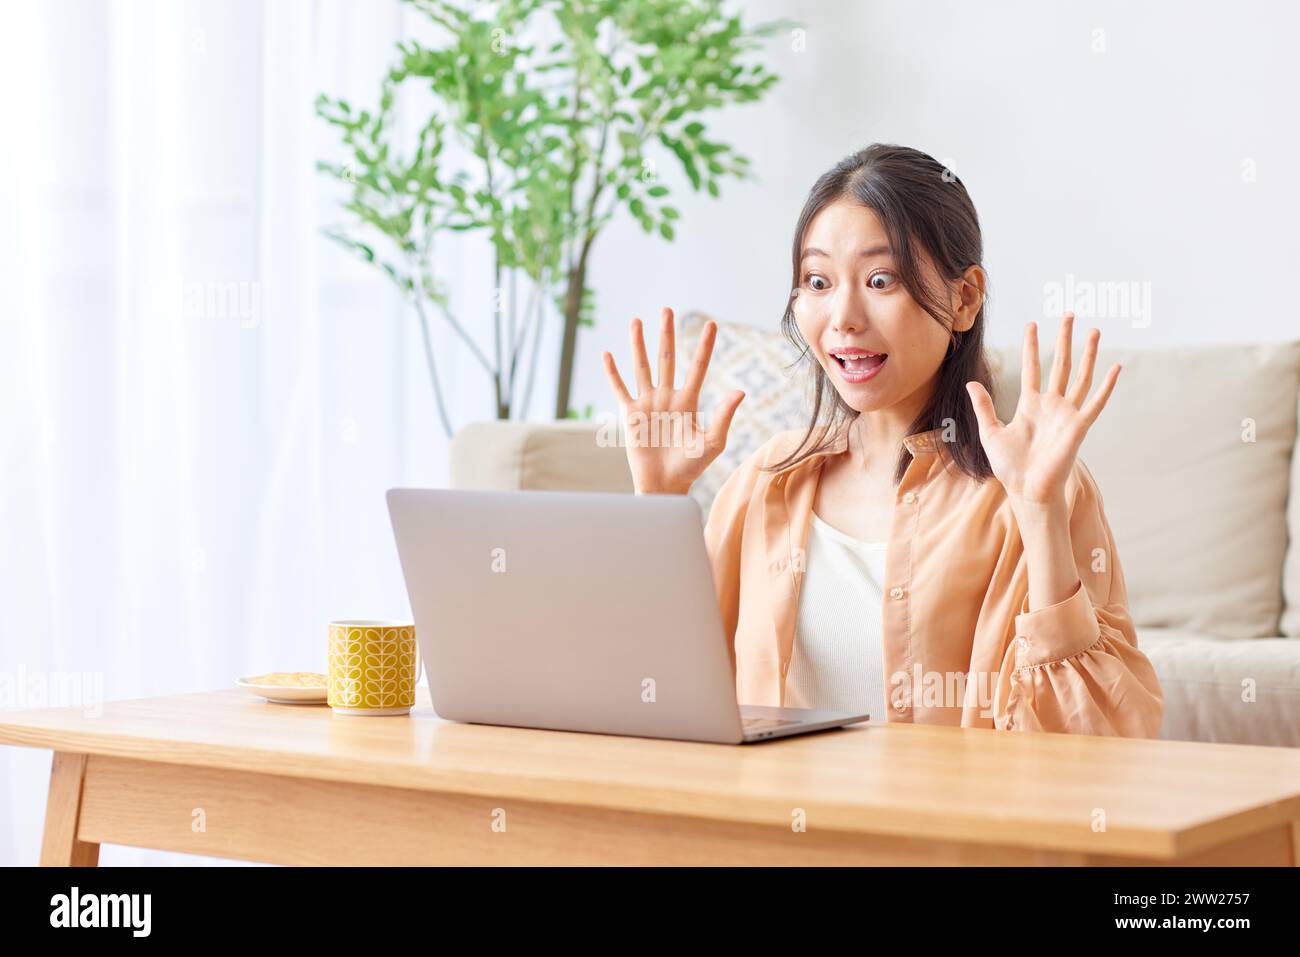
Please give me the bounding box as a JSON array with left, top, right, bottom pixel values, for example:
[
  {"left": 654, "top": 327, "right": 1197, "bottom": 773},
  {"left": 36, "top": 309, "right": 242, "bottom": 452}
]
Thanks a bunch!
[
  {"left": 869, "top": 271, "right": 897, "bottom": 290},
  {"left": 806, "top": 274, "right": 828, "bottom": 291}
]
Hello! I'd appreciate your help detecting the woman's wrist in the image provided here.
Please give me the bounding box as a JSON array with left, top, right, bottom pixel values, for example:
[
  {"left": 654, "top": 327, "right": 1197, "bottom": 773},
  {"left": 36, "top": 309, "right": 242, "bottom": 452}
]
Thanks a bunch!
[{"left": 635, "top": 482, "right": 692, "bottom": 496}]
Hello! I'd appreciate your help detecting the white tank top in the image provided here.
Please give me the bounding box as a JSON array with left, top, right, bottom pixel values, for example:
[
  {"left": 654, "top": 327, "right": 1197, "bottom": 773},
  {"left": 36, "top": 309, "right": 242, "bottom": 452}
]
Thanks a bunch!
[{"left": 785, "top": 511, "right": 888, "bottom": 719}]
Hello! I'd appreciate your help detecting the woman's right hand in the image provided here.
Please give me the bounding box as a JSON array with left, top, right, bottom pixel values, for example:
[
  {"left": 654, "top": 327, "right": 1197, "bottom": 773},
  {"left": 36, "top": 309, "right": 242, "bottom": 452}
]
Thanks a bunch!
[{"left": 601, "top": 307, "right": 745, "bottom": 495}]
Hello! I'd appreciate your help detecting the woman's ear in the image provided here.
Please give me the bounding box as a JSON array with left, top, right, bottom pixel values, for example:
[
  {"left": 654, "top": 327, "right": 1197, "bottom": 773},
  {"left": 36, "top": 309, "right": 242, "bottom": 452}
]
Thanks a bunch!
[{"left": 952, "top": 264, "right": 987, "bottom": 333}]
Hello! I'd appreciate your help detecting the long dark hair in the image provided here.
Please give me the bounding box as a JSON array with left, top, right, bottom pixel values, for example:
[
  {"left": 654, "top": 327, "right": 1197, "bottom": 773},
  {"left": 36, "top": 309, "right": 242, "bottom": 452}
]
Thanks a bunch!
[{"left": 764, "top": 143, "right": 995, "bottom": 485}]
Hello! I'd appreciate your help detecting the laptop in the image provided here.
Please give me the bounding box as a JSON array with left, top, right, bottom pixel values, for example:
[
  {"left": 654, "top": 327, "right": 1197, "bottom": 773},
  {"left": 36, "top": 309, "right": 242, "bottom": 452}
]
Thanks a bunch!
[{"left": 386, "top": 487, "right": 870, "bottom": 744}]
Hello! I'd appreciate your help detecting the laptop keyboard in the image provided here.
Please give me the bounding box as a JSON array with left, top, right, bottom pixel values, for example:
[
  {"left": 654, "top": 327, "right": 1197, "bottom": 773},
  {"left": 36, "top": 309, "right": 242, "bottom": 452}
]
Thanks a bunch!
[{"left": 741, "top": 717, "right": 803, "bottom": 732}]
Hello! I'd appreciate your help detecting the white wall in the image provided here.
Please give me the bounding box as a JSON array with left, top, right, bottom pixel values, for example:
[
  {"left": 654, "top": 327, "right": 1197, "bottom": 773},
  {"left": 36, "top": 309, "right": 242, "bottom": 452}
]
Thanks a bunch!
[{"left": 569, "top": 0, "right": 1300, "bottom": 422}]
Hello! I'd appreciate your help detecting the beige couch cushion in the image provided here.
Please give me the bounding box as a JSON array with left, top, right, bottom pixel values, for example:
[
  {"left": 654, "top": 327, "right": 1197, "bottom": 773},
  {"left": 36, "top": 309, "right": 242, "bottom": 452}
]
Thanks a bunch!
[
  {"left": 675, "top": 312, "right": 809, "bottom": 512},
  {"left": 1138, "top": 627, "right": 1300, "bottom": 747},
  {"left": 992, "top": 341, "right": 1299, "bottom": 639},
  {"left": 450, "top": 421, "right": 633, "bottom": 493},
  {"left": 1283, "top": 387, "right": 1300, "bottom": 637},
  {"left": 680, "top": 312, "right": 1300, "bottom": 640}
]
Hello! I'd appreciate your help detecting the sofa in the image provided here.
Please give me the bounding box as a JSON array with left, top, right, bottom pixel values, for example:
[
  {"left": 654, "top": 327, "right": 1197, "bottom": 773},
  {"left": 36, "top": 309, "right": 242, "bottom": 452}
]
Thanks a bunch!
[{"left": 450, "top": 311, "right": 1300, "bottom": 748}]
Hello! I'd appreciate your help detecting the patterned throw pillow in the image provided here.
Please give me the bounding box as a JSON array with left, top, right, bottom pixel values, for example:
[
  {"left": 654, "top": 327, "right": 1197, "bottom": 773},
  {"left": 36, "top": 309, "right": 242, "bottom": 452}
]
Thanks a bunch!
[
  {"left": 676, "top": 312, "right": 1017, "bottom": 515},
  {"left": 676, "top": 311, "right": 810, "bottom": 514}
]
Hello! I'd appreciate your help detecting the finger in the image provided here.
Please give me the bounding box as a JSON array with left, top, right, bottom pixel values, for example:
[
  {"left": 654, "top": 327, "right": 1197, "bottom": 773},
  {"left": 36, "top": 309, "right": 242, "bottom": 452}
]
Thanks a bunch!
[
  {"left": 1080, "top": 362, "right": 1121, "bottom": 425},
  {"left": 1047, "top": 312, "right": 1073, "bottom": 395},
  {"left": 965, "top": 381, "right": 1003, "bottom": 435},
  {"left": 602, "top": 351, "right": 634, "bottom": 407},
  {"left": 630, "top": 317, "right": 654, "bottom": 394},
  {"left": 658, "top": 307, "right": 675, "bottom": 391},
  {"left": 706, "top": 390, "right": 745, "bottom": 448},
  {"left": 1021, "top": 322, "right": 1040, "bottom": 393},
  {"left": 1066, "top": 327, "right": 1101, "bottom": 406},
  {"left": 682, "top": 319, "right": 717, "bottom": 401}
]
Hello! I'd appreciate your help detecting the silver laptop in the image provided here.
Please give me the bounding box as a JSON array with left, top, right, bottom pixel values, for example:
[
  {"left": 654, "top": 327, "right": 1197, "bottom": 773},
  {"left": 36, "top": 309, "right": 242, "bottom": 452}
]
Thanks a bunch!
[{"left": 386, "top": 487, "right": 869, "bottom": 744}]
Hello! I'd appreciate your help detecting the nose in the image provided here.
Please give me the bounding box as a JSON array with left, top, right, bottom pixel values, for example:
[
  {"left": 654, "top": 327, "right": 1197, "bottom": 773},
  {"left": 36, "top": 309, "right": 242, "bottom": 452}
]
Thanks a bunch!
[{"left": 829, "top": 285, "right": 866, "bottom": 337}]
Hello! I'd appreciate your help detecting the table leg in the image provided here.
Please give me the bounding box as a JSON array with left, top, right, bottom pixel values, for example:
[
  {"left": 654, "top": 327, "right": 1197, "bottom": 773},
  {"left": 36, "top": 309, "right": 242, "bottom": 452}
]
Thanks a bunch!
[{"left": 40, "top": 752, "right": 100, "bottom": 867}]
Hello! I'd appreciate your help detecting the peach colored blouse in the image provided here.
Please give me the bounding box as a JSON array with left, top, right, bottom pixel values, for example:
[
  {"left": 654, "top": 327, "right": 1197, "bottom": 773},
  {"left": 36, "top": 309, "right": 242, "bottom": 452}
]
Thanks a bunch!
[{"left": 703, "top": 426, "right": 1165, "bottom": 737}]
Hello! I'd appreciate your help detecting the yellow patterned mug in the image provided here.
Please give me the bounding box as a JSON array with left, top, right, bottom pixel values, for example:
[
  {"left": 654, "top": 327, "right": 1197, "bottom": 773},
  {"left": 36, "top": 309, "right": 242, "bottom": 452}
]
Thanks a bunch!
[{"left": 327, "top": 620, "right": 419, "bottom": 716}]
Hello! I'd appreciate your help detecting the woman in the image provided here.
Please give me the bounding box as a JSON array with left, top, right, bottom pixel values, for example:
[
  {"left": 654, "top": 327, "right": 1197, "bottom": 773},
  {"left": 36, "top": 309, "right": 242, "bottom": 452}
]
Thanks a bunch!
[{"left": 602, "top": 144, "right": 1163, "bottom": 737}]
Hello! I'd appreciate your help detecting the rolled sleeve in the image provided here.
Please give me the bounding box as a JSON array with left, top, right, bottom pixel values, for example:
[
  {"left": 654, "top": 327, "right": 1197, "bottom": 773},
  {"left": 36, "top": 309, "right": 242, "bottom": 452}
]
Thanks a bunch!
[
  {"left": 993, "top": 461, "right": 1165, "bottom": 738},
  {"left": 1012, "top": 578, "right": 1102, "bottom": 668}
]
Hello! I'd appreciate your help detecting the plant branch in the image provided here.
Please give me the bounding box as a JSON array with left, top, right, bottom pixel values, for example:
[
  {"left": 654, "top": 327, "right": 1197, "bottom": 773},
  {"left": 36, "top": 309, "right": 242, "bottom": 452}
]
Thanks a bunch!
[
  {"left": 509, "top": 272, "right": 543, "bottom": 402},
  {"left": 410, "top": 294, "right": 455, "bottom": 438},
  {"left": 521, "top": 271, "right": 551, "bottom": 421},
  {"left": 408, "top": 252, "right": 498, "bottom": 378}
]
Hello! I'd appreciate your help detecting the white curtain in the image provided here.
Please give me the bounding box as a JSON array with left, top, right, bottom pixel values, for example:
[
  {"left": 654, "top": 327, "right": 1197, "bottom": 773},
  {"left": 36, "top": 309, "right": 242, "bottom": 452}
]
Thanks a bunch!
[{"left": 0, "top": 0, "right": 500, "bottom": 864}]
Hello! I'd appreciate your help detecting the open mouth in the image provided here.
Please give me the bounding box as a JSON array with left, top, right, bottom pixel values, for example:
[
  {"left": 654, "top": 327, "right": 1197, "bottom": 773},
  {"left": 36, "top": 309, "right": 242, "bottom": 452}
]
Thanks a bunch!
[{"left": 831, "top": 350, "right": 888, "bottom": 381}]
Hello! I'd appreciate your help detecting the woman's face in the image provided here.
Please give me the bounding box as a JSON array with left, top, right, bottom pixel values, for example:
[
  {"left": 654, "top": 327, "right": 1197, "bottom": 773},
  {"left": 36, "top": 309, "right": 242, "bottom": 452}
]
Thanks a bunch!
[{"left": 792, "top": 196, "right": 967, "bottom": 416}]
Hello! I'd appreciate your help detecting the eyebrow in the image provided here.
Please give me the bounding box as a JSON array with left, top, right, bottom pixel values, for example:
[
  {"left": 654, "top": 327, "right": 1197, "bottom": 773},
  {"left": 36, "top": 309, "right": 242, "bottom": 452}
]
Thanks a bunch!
[{"left": 800, "top": 245, "right": 892, "bottom": 262}]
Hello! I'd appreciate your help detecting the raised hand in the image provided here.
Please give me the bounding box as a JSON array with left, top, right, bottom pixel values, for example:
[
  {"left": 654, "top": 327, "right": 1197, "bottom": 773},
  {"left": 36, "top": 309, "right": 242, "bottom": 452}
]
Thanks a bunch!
[
  {"left": 965, "top": 313, "right": 1121, "bottom": 507},
  {"left": 602, "top": 307, "right": 745, "bottom": 495}
]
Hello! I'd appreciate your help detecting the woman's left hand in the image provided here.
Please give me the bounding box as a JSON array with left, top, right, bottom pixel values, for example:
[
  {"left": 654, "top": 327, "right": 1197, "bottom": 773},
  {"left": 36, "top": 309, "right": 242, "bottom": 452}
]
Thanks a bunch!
[{"left": 965, "top": 313, "right": 1121, "bottom": 508}]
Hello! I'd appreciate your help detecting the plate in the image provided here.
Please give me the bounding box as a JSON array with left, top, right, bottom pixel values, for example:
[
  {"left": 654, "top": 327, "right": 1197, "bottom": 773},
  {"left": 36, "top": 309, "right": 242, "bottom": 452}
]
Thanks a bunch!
[{"left": 236, "top": 673, "right": 329, "bottom": 705}]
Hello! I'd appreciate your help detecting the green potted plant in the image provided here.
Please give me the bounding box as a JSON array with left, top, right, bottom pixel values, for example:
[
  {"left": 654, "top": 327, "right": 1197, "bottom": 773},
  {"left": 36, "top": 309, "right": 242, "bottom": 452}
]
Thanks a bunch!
[{"left": 317, "top": 0, "right": 793, "bottom": 434}]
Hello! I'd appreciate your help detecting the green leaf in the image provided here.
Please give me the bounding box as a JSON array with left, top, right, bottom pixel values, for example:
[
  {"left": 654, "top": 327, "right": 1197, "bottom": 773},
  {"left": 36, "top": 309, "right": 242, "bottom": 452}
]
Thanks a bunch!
[
  {"left": 315, "top": 0, "right": 790, "bottom": 422},
  {"left": 659, "top": 133, "right": 701, "bottom": 190}
]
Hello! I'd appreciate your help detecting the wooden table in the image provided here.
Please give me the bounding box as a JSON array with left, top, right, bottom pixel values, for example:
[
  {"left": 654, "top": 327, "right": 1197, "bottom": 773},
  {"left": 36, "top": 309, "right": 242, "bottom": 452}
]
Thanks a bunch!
[{"left": 3, "top": 688, "right": 1299, "bottom": 866}]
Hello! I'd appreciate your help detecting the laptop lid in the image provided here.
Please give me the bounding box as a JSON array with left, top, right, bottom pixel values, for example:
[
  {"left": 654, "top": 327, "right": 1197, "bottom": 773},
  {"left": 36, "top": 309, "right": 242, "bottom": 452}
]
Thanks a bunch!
[{"left": 386, "top": 488, "right": 746, "bottom": 743}]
